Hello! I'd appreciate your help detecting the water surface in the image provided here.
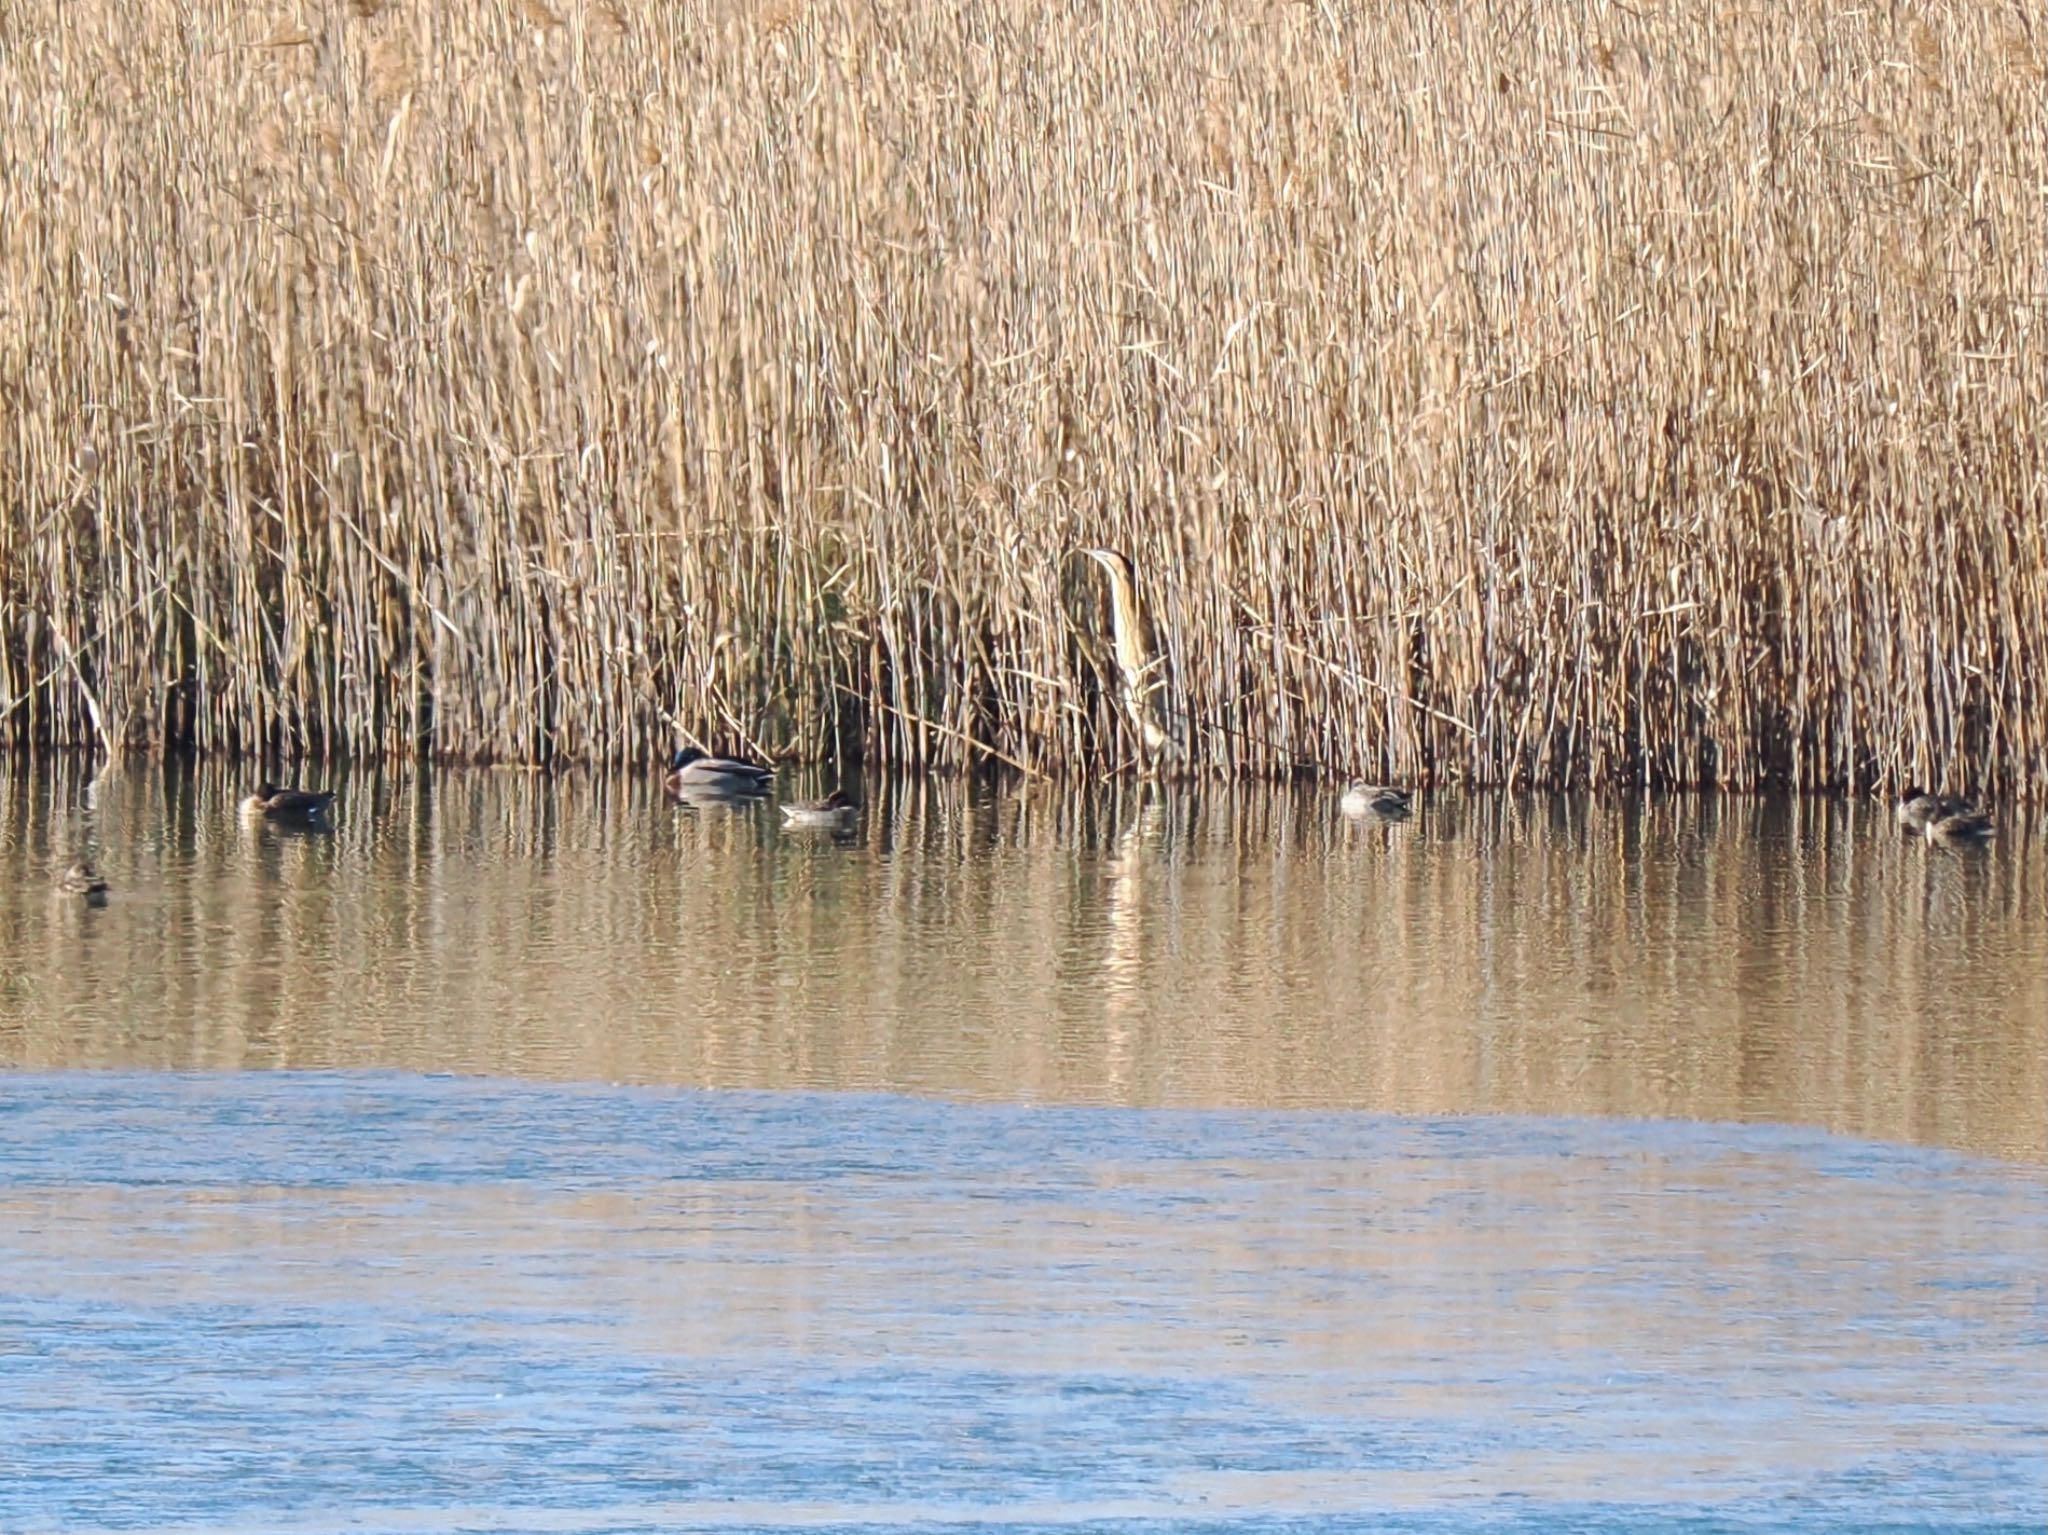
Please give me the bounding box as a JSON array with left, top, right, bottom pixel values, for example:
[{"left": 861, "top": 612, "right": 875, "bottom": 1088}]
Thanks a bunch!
[
  {"left": 2, "top": 759, "right": 2043, "bottom": 1159},
  {"left": 4, "top": 759, "right": 2046, "bottom": 1532},
  {"left": 3, "top": 1073, "right": 2044, "bottom": 1534}
]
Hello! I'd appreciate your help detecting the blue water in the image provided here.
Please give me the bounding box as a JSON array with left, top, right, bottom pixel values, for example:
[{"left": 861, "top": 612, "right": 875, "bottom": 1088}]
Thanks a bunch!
[{"left": 3, "top": 1074, "right": 2045, "bottom": 1534}]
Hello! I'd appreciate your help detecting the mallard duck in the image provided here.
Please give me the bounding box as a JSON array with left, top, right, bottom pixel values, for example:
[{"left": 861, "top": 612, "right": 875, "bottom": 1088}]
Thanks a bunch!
[
  {"left": 780, "top": 789, "right": 857, "bottom": 828},
  {"left": 1924, "top": 809, "right": 1994, "bottom": 849},
  {"left": 668, "top": 780, "right": 772, "bottom": 812},
  {"left": 1341, "top": 782, "right": 1413, "bottom": 820},
  {"left": 1895, "top": 787, "right": 1977, "bottom": 834},
  {"left": 239, "top": 784, "right": 337, "bottom": 822},
  {"left": 666, "top": 747, "right": 774, "bottom": 796},
  {"left": 57, "top": 860, "right": 110, "bottom": 905}
]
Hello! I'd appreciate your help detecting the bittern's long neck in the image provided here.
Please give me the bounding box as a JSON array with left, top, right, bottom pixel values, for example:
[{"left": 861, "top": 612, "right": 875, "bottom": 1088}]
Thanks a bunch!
[{"left": 1078, "top": 552, "right": 1139, "bottom": 681}]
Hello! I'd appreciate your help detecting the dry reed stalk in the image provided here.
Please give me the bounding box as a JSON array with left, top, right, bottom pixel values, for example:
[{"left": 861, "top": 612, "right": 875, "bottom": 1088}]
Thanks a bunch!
[{"left": 1, "top": 0, "right": 2044, "bottom": 791}]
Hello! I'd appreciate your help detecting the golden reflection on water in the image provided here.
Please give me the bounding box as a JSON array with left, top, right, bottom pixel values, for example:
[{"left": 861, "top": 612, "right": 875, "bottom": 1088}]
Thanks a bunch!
[{"left": 1, "top": 757, "right": 2043, "bottom": 1159}]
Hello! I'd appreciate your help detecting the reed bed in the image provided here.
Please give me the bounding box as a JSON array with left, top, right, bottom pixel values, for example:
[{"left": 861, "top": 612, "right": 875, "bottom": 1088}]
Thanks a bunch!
[{"left": 2, "top": 0, "right": 2044, "bottom": 790}]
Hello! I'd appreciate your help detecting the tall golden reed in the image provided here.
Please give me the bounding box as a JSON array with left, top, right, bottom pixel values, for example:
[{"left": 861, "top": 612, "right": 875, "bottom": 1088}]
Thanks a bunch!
[{"left": 2, "top": 0, "right": 2043, "bottom": 790}]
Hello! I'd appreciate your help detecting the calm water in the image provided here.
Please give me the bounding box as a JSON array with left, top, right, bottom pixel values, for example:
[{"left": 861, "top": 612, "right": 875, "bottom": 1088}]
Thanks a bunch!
[{"left": 2, "top": 759, "right": 2046, "bottom": 1532}]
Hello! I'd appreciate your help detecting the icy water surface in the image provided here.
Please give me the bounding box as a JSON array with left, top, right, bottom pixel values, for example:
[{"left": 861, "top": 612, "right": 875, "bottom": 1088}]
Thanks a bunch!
[{"left": 4, "top": 1072, "right": 2045, "bottom": 1534}]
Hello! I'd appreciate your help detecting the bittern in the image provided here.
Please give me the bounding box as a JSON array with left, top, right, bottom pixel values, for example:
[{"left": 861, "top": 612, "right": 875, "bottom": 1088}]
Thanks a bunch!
[{"left": 1077, "top": 547, "right": 1180, "bottom": 766}]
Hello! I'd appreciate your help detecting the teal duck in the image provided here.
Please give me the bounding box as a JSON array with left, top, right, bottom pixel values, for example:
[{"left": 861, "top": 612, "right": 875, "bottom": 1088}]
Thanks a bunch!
[
  {"left": 240, "top": 784, "right": 337, "bottom": 822},
  {"left": 780, "top": 789, "right": 857, "bottom": 828},
  {"left": 1895, "top": 788, "right": 1975, "bottom": 834},
  {"left": 57, "top": 860, "right": 110, "bottom": 905},
  {"left": 1924, "top": 809, "right": 1994, "bottom": 849},
  {"left": 1341, "top": 782, "right": 1413, "bottom": 821}
]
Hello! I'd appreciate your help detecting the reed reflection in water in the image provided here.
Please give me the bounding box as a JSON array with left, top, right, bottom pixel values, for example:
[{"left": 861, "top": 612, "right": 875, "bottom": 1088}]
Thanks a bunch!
[{"left": 1, "top": 757, "right": 2042, "bottom": 1159}]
